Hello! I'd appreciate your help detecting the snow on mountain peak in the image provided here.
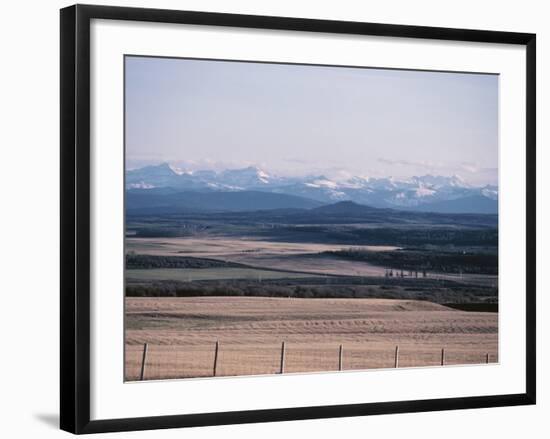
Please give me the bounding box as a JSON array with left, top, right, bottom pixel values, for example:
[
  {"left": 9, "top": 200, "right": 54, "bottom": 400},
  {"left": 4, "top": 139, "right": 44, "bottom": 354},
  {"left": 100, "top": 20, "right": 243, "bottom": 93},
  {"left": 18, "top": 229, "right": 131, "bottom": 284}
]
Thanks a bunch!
[
  {"left": 125, "top": 164, "right": 497, "bottom": 211},
  {"left": 305, "top": 178, "right": 339, "bottom": 189},
  {"left": 167, "top": 164, "right": 185, "bottom": 175},
  {"left": 410, "top": 174, "right": 469, "bottom": 189},
  {"left": 128, "top": 181, "right": 155, "bottom": 189},
  {"left": 481, "top": 186, "right": 498, "bottom": 200},
  {"left": 216, "top": 166, "right": 274, "bottom": 186},
  {"left": 415, "top": 185, "right": 436, "bottom": 197}
]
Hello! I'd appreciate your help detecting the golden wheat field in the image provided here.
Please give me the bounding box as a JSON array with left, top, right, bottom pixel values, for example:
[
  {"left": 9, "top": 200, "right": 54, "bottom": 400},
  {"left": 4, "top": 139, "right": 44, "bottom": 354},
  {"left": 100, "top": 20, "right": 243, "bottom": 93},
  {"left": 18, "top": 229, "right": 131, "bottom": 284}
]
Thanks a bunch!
[{"left": 125, "top": 297, "right": 498, "bottom": 381}]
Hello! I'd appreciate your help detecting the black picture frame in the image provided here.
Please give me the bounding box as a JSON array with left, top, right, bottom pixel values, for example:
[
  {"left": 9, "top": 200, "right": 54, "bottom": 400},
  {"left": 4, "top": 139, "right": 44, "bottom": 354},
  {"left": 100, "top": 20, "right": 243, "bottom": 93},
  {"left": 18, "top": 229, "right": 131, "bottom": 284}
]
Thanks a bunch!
[{"left": 60, "top": 4, "right": 536, "bottom": 434}]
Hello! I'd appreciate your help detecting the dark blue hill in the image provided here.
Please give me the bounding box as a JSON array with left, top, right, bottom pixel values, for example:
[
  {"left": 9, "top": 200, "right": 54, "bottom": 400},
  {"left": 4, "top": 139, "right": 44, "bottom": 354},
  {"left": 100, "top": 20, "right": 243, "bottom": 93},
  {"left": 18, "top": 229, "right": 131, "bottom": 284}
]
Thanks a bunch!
[{"left": 126, "top": 189, "right": 323, "bottom": 214}]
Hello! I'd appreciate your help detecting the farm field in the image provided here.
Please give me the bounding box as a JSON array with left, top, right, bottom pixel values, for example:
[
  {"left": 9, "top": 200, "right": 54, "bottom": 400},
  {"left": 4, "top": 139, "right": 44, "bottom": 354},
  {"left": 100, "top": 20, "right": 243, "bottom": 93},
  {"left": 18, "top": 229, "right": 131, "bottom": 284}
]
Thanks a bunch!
[
  {"left": 126, "top": 237, "right": 498, "bottom": 285},
  {"left": 126, "top": 236, "right": 401, "bottom": 257},
  {"left": 126, "top": 267, "right": 318, "bottom": 282},
  {"left": 125, "top": 296, "right": 498, "bottom": 381}
]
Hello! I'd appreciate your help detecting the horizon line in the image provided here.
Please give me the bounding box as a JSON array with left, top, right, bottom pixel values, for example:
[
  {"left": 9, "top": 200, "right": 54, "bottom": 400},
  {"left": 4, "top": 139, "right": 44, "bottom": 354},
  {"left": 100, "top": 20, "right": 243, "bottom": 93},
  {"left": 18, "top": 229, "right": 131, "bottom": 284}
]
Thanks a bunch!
[{"left": 125, "top": 161, "right": 498, "bottom": 187}]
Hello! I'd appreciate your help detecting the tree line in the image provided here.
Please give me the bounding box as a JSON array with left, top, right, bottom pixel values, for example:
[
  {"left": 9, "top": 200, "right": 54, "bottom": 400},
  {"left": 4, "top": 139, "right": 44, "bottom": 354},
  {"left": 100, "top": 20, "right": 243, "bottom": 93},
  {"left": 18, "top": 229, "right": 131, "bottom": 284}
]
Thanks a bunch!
[
  {"left": 324, "top": 248, "right": 498, "bottom": 275},
  {"left": 126, "top": 254, "right": 241, "bottom": 269}
]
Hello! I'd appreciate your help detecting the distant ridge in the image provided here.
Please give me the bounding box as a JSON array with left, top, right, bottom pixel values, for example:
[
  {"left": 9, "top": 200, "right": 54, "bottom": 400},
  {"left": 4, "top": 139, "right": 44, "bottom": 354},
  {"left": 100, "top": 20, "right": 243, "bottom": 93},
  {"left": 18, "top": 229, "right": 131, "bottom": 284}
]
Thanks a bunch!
[
  {"left": 126, "top": 189, "right": 323, "bottom": 214},
  {"left": 311, "top": 200, "right": 379, "bottom": 215},
  {"left": 125, "top": 163, "right": 498, "bottom": 214},
  {"left": 411, "top": 195, "right": 498, "bottom": 214}
]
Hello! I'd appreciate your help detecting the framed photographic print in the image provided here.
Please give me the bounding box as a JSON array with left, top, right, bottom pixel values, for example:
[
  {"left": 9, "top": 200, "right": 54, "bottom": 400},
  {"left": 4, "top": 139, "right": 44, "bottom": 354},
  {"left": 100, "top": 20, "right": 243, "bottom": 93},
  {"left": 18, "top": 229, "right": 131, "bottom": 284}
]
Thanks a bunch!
[{"left": 60, "top": 4, "right": 536, "bottom": 434}]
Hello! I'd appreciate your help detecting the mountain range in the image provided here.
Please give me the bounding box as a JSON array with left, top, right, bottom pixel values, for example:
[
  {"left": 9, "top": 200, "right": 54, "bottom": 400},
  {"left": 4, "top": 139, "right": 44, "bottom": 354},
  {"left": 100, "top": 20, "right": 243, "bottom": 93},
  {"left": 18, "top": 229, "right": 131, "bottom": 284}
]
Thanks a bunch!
[{"left": 126, "top": 163, "right": 498, "bottom": 214}]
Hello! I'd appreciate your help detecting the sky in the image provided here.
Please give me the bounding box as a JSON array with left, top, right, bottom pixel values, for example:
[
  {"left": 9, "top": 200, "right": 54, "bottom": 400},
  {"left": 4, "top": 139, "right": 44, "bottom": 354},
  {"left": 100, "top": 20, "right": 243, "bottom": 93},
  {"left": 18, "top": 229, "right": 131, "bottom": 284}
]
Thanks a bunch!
[{"left": 125, "top": 56, "right": 498, "bottom": 186}]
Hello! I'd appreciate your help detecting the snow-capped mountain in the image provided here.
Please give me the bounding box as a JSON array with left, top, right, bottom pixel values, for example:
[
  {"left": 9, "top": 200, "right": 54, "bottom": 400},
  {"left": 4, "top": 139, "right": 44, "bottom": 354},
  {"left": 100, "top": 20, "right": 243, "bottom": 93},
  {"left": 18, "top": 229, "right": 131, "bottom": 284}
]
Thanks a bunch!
[
  {"left": 217, "top": 166, "right": 279, "bottom": 188},
  {"left": 127, "top": 164, "right": 293, "bottom": 191},
  {"left": 125, "top": 163, "right": 498, "bottom": 213}
]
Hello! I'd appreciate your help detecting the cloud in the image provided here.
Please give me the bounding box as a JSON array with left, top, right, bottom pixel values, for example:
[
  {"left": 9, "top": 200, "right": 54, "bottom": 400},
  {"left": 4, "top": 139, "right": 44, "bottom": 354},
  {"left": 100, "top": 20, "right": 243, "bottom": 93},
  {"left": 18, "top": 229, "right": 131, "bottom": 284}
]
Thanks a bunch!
[{"left": 377, "top": 158, "right": 446, "bottom": 168}]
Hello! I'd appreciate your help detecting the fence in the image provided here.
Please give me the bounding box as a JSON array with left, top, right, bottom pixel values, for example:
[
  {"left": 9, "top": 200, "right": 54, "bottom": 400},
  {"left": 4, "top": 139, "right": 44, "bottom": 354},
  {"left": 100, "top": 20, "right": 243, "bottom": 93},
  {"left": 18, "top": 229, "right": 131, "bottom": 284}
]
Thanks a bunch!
[{"left": 126, "top": 341, "right": 497, "bottom": 381}]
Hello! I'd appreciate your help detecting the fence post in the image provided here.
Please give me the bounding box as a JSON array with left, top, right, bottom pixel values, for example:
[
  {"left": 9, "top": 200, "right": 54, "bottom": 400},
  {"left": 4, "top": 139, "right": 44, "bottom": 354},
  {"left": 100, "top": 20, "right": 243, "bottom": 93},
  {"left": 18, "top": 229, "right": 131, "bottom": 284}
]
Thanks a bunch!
[
  {"left": 441, "top": 348, "right": 446, "bottom": 366},
  {"left": 139, "top": 343, "right": 148, "bottom": 381},
  {"left": 394, "top": 345, "right": 399, "bottom": 368},
  {"left": 486, "top": 353, "right": 490, "bottom": 364},
  {"left": 213, "top": 341, "right": 219, "bottom": 377},
  {"left": 279, "top": 341, "right": 286, "bottom": 374},
  {"left": 338, "top": 344, "right": 344, "bottom": 371}
]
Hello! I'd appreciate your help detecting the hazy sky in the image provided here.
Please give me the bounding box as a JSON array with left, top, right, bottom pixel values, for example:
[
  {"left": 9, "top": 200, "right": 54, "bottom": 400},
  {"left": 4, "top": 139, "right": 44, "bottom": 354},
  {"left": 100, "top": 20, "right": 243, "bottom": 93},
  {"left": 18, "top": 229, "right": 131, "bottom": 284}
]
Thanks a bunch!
[{"left": 125, "top": 56, "right": 498, "bottom": 185}]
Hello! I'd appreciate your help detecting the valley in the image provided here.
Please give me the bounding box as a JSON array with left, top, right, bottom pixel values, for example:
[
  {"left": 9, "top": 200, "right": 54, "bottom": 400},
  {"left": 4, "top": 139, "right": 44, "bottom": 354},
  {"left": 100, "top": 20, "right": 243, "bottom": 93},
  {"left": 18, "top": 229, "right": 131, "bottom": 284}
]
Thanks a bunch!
[{"left": 124, "top": 167, "right": 499, "bottom": 380}]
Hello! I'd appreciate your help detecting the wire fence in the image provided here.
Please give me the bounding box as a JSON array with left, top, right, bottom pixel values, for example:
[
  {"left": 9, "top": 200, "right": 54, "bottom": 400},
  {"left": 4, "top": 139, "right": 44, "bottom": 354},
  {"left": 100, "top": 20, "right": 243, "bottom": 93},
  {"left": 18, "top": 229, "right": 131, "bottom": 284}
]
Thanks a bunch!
[{"left": 125, "top": 342, "right": 498, "bottom": 381}]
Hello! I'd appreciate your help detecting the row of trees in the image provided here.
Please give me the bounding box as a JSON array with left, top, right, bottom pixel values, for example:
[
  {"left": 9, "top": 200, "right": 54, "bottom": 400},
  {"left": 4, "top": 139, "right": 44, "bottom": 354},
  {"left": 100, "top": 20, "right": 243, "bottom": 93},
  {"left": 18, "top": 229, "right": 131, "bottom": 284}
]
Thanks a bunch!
[
  {"left": 126, "top": 254, "right": 240, "bottom": 269},
  {"left": 385, "top": 269, "right": 428, "bottom": 278},
  {"left": 125, "top": 280, "right": 496, "bottom": 303},
  {"left": 326, "top": 248, "right": 498, "bottom": 275}
]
